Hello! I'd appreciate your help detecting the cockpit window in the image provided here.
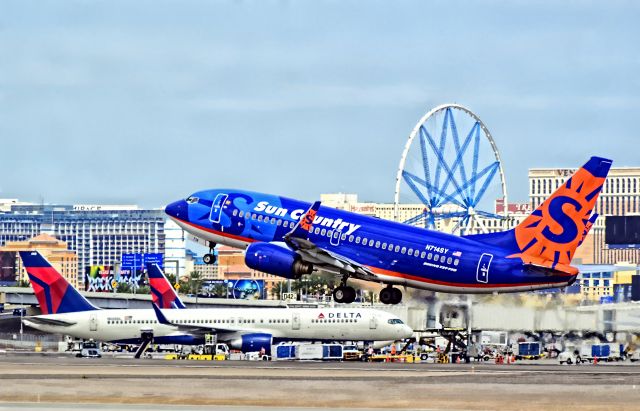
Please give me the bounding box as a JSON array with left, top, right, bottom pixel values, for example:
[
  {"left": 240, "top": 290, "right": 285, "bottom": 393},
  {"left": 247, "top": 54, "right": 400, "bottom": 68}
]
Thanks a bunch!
[
  {"left": 387, "top": 319, "right": 404, "bottom": 325},
  {"left": 186, "top": 196, "right": 199, "bottom": 204}
]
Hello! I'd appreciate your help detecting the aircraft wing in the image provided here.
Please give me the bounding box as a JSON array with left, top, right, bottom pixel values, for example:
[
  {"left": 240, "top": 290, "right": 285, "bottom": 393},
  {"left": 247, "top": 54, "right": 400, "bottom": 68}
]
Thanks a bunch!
[
  {"left": 283, "top": 201, "right": 380, "bottom": 283},
  {"left": 24, "top": 316, "right": 77, "bottom": 327},
  {"left": 151, "top": 303, "right": 236, "bottom": 334}
]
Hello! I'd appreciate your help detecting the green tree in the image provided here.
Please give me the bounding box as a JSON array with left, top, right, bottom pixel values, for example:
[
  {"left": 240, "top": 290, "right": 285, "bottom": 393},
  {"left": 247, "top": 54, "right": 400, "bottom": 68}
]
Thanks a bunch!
[{"left": 116, "top": 282, "right": 131, "bottom": 293}]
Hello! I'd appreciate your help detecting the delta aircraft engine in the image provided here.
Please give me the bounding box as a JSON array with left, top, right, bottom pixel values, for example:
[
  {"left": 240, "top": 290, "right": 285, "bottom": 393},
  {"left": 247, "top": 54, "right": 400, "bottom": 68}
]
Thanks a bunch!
[
  {"left": 228, "top": 333, "right": 273, "bottom": 355},
  {"left": 245, "top": 242, "right": 313, "bottom": 279}
]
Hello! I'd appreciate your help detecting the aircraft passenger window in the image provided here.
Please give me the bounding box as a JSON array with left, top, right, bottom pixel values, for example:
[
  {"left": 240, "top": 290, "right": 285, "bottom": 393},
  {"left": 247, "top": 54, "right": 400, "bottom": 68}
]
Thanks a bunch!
[
  {"left": 414, "top": 250, "right": 420, "bottom": 257},
  {"left": 375, "top": 241, "right": 380, "bottom": 248},
  {"left": 394, "top": 245, "right": 400, "bottom": 252},
  {"left": 427, "top": 253, "right": 432, "bottom": 260},
  {"left": 334, "top": 231, "right": 339, "bottom": 238},
  {"left": 362, "top": 238, "right": 367, "bottom": 245},
  {"left": 369, "top": 239, "right": 375, "bottom": 246},
  {"left": 321, "top": 229, "right": 327, "bottom": 236},
  {"left": 355, "top": 237, "right": 360, "bottom": 244},
  {"left": 421, "top": 251, "right": 426, "bottom": 258},
  {"left": 447, "top": 257, "right": 452, "bottom": 264},
  {"left": 408, "top": 248, "right": 413, "bottom": 255},
  {"left": 238, "top": 211, "right": 244, "bottom": 218},
  {"left": 440, "top": 255, "right": 446, "bottom": 263},
  {"left": 381, "top": 243, "right": 386, "bottom": 250},
  {"left": 232, "top": 209, "right": 238, "bottom": 216},
  {"left": 277, "top": 219, "right": 282, "bottom": 226},
  {"left": 401, "top": 247, "right": 406, "bottom": 254},
  {"left": 257, "top": 215, "right": 263, "bottom": 221},
  {"left": 271, "top": 217, "right": 277, "bottom": 224},
  {"left": 341, "top": 234, "right": 347, "bottom": 240},
  {"left": 454, "top": 259, "right": 459, "bottom": 266},
  {"left": 349, "top": 235, "right": 354, "bottom": 242},
  {"left": 327, "top": 230, "right": 333, "bottom": 237}
]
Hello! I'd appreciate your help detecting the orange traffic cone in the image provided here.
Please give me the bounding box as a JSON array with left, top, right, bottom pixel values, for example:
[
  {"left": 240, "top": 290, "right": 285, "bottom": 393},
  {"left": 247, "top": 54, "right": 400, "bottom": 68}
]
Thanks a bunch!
[{"left": 456, "top": 355, "right": 461, "bottom": 364}]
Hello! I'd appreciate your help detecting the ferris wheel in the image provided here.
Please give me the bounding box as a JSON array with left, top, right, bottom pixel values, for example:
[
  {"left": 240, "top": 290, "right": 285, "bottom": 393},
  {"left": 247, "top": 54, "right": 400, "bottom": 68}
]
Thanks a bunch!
[{"left": 394, "top": 104, "right": 508, "bottom": 234}]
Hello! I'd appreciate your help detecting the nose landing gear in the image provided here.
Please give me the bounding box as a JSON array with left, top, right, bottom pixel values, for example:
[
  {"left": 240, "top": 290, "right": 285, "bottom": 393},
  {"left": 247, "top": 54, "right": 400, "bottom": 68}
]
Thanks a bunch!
[
  {"left": 379, "top": 286, "right": 402, "bottom": 305},
  {"left": 203, "top": 242, "right": 217, "bottom": 265}
]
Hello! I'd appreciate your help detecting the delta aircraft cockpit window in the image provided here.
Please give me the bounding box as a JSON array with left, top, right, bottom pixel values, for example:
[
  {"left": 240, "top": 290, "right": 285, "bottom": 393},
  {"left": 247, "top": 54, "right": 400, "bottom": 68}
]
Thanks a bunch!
[{"left": 387, "top": 319, "right": 404, "bottom": 324}]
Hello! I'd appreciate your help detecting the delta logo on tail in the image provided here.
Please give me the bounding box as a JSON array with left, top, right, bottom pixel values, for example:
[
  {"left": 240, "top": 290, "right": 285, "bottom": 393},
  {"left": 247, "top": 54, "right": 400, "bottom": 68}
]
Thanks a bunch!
[
  {"left": 509, "top": 156, "right": 612, "bottom": 273},
  {"left": 19, "top": 251, "right": 98, "bottom": 314},
  {"left": 147, "top": 263, "right": 186, "bottom": 309}
]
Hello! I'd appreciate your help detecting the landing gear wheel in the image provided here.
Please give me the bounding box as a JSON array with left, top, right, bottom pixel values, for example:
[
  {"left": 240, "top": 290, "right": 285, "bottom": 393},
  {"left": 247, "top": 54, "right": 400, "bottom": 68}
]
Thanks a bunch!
[
  {"left": 390, "top": 287, "right": 402, "bottom": 304},
  {"left": 203, "top": 253, "right": 216, "bottom": 265},
  {"left": 333, "top": 286, "right": 356, "bottom": 304},
  {"left": 380, "top": 286, "right": 402, "bottom": 305}
]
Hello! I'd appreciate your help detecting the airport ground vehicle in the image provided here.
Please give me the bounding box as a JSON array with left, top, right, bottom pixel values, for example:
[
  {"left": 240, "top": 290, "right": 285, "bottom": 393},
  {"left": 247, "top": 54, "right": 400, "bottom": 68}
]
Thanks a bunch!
[
  {"left": 12, "top": 307, "right": 27, "bottom": 316},
  {"left": 581, "top": 343, "right": 624, "bottom": 362},
  {"left": 516, "top": 342, "right": 543, "bottom": 360},
  {"left": 274, "top": 343, "right": 343, "bottom": 360},
  {"left": 342, "top": 345, "right": 362, "bottom": 361},
  {"left": 76, "top": 340, "right": 102, "bottom": 358},
  {"left": 629, "top": 351, "right": 640, "bottom": 362},
  {"left": 558, "top": 350, "right": 582, "bottom": 365}
]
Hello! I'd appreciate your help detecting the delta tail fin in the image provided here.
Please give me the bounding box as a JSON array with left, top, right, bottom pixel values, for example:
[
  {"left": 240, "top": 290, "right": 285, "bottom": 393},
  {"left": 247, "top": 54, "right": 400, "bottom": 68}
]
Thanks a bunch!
[
  {"left": 147, "top": 263, "right": 186, "bottom": 309},
  {"left": 19, "top": 251, "right": 99, "bottom": 314},
  {"left": 466, "top": 156, "right": 612, "bottom": 274}
]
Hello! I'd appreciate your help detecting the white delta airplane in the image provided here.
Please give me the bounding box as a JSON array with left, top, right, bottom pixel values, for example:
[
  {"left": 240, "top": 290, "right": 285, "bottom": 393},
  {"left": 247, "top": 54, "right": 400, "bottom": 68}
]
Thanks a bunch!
[{"left": 20, "top": 251, "right": 413, "bottom": 354}]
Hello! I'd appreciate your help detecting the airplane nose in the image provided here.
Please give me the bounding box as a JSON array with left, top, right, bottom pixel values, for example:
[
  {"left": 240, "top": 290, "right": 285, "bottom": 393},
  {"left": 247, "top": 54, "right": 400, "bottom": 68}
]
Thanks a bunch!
[
  {"left": 402, "top": 325, "right": 414, "bottom": 338},
  {"left": 165, "top": 199, "right": 188, "bottom": 220}
]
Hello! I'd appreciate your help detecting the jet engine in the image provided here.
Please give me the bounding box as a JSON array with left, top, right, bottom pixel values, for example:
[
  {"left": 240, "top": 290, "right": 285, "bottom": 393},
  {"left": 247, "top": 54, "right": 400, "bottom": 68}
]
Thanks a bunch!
[
  {"left": 228, "top": 333, "right": 273, "bottom": 355},
  {"left": 245, "top": 242, "right": 312, "bottom": 279}
]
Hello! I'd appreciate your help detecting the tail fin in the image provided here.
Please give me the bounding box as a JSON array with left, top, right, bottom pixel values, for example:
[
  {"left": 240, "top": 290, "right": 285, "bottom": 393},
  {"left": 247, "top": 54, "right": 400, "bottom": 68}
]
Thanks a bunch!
[
  {"left": 19, "top": 251, "right": 98, "bottom": 314},
  {"left": 468, "top": 156, "right": 612, "bottom": 274},
  {"left": 147, "top": 263, "right": 186, "bottom": 309}
]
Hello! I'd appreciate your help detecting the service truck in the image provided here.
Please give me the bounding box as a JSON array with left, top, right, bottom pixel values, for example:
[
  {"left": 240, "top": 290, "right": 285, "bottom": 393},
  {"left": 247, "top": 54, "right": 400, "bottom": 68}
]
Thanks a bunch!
[
  {"left": 516, "top": 342, "right": 543, "bottom": 360},
  {"left": 580, "top": 343, "right": 624, "bottom": 362}
]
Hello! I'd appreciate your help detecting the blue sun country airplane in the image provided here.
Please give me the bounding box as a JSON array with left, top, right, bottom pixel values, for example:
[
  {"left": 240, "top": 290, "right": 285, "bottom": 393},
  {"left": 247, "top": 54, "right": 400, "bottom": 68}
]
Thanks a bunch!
[
  {"left": 165, "top": 156, "right": 612, "bottom": 305},
  {"left": 19, "top": 251, "right": 412, "bottom": 355}
]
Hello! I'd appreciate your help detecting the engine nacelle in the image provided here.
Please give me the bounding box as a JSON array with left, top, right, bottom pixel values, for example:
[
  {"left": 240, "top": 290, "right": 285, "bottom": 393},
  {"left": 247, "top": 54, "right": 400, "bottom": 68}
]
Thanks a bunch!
[
  {"left": 228, "top": 333, "right": 273, "bottom": 355},
  {"left": 245, "top": 242, "right": 313, "bottom": 279}
]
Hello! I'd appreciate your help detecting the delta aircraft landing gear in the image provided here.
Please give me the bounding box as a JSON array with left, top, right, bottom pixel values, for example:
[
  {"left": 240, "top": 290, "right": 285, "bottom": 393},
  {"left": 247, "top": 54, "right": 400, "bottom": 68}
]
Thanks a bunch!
[
  {"left": 203, "top": 242, "right": 217, "bottom": 265},
  {"left": 379, "top": 285, "right": 402, "bottom": 305}
]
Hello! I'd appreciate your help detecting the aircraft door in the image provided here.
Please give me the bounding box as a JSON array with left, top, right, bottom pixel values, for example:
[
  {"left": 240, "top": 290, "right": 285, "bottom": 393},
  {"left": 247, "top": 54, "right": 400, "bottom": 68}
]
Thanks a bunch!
[
  {"left": 369, "top": 316, "right": 377, "bottom": 330},
  {"left": 209, "top": 193, "right": 229, "bottom": 224},
  {"left": 329, "top": 229, "right": 343, "bottom": 247},
  {"left": 476, "top": 253, "right": 493, "bottom": 283},
  {"left": 89, "top": 313, "right": 98, "bottom": 332},
  {"left": 292, "top": 313, "right": 300, "bottom": 330}
]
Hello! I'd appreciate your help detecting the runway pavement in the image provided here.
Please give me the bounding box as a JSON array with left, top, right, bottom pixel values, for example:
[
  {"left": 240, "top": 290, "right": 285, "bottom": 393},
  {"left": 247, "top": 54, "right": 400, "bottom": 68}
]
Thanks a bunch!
[{"left": 1, "top": 353, "right": 639, "bottom": 410}]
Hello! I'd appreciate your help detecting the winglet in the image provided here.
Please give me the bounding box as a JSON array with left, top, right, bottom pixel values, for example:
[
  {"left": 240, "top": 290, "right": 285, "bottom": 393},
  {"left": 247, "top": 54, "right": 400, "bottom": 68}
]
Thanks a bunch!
[
  {"left": 286, "top": 201, "right": 321, "bottom": 240},
  {"left": 152, "top": 302, "right": 172, "bottom": 326}
]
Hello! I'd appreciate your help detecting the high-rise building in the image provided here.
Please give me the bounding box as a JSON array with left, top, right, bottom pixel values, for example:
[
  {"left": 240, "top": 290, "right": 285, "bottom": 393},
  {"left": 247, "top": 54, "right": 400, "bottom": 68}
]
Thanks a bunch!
[
  {"left": 529, "top": 166, "right": 640, "bottom": 264},
  {"left": 0, "top": 201, "right": 166, "bottom": 287}
]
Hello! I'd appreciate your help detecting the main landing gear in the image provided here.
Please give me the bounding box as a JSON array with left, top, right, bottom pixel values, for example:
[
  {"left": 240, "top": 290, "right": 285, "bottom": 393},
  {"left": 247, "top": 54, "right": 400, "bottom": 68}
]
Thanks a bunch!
[
  {"left": 333, "top": 285, "right": 357, "bottom": 304},
  {"left": 379, "top": 285, "right": 402, "bottom": 305},
  {"left": 203, "top": 241, "right": 217, "bottom": 265}
]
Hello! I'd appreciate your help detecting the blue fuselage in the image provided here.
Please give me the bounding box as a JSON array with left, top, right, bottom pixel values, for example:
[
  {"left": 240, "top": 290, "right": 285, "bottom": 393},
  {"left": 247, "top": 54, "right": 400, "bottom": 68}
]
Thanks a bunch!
[{"left": 166, "top": 189, "right": 576, "bottom": 293}]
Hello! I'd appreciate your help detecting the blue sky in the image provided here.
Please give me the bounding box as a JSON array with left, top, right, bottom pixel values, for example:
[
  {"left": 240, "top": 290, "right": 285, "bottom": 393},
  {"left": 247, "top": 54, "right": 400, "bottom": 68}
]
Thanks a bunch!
[{"left": 1, "top": 0, "right": 638, "bottom": 208}]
